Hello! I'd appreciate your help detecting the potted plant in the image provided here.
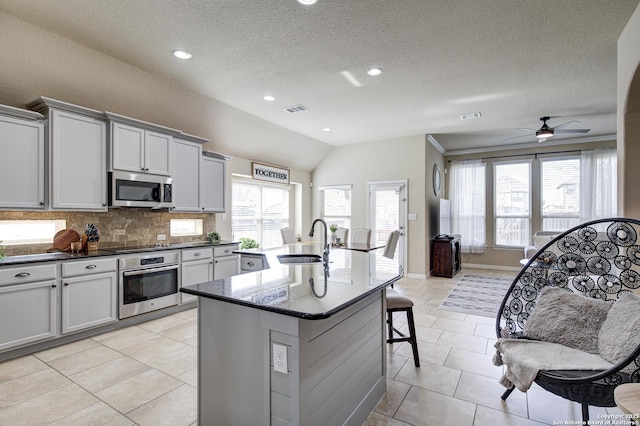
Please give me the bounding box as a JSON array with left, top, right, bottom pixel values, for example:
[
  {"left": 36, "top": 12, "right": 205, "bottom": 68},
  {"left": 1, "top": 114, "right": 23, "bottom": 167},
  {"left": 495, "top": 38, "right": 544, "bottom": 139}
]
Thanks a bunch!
[
  {"left": 329, "top": 224, "right": 338, "bottom": 244},
  {"left": 207, "top": 232, "right": 220, "bottom": 243},
  {"left": 239, "top": 237, "right": 259, "bottom": 250}
]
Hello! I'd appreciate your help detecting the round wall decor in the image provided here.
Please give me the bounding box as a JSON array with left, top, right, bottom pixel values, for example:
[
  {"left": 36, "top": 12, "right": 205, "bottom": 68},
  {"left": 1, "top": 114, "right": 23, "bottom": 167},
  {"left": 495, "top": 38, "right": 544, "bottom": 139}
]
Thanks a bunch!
[{"left": 433, "top": 164, "right": 442, "bottom": 196}]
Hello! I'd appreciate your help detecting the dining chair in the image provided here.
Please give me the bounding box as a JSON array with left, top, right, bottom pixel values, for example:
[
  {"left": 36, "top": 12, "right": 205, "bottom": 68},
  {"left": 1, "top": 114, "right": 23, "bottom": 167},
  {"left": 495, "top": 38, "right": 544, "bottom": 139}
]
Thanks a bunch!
[
  {"left": 335, "top": 227, "right": 349, "bottom": 244},
  {"left": 383, "top": 230, "right": 400, "bottom": 259},
  {"left": 351, "top": 228, "right": 371, "bottom": 245},
  {"left": 280, "top": 227, "right": 296, "bottom": 244}
]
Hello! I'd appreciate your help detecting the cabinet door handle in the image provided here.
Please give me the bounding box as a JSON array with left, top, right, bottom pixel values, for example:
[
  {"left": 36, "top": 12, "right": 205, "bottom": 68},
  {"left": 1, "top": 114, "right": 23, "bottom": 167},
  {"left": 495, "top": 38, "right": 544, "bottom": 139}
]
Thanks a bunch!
[
  {"left": 15, "top": 272, "right": 30, "bottom": 278},
  {"left": 85, "top": 264, "right": 97, "bottom": 269},
  {"left": 141, "top": 167, "right": 145, "bottom": 171},
  {"left": 194, "top": 252, "right": 201, "bottom": 257},
  {"left": 214, "top": 260, "right": 218, "bottom": 263},
  {"left": 64, "top": 283, "right": 69, "bottom": 286},
  {"left": 247, "top": 261, "right": 255, "bottom": 267},
  {"left": 39, "top": 201, "right": 45, "bottom": 206},
  {"left": 51, "top": 284, "right": 57, "bottom": 288},
  {"left": 224, "top": 249, "right": 230, "bottom": 254}
]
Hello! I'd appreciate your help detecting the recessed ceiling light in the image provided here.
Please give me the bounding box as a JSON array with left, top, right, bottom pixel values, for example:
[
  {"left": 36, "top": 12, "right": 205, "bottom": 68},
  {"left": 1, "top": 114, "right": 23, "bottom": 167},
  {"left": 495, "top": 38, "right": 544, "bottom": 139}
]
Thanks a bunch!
[
  {"left": 263, "top": 95, "right": 276, "bottom": 102},
  {"left": 322, "top": 127, "right": 331, "bottom": 132},
  {"left": 173, "top": 50, "right": 192, "bottom": 60},
  {"left": 297, "top": 0, "right": 318, "bottom": 5},
  {"left": 367, "top": 67, "right": 382, "bottom": 76}
]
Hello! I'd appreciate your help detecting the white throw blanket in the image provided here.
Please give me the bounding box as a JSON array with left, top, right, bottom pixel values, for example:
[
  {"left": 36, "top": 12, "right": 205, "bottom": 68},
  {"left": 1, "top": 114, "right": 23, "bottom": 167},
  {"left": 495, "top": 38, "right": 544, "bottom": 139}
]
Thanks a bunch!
[{"left": 493, "top": 338, "right": 614, "bottom": 392}]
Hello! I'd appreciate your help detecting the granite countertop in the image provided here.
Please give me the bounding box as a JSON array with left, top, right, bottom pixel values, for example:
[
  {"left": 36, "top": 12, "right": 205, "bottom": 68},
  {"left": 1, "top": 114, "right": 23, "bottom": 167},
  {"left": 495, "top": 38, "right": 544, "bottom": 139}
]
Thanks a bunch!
[
  {"left": 0, "top": 240, "right": 239, "bottom": 267},
  {"left": 181, "top": 243, "right": 402, "bottom": 320}
]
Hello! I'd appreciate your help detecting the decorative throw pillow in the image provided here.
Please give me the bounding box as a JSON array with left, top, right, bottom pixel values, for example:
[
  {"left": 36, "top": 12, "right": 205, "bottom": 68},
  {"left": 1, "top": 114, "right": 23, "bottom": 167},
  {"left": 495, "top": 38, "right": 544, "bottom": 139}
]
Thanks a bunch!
[
  {"left": 524, "top": 287, "right": 612, "bottom": 354},
  {"left": 598, "top": 292, "right": 640, "bottom": 374}
]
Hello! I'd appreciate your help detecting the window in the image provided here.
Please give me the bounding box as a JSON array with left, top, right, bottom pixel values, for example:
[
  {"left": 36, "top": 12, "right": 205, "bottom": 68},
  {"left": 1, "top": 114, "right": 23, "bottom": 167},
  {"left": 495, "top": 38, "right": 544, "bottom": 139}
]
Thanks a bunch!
[
  {"left": 0, "top": 220, "right": 66, "bottom": 245},
  {"left": 320, "top": 186, "right": 352, "bottom": 231},
  {"left": 450, "top": 160, "right": 486, "bottom": 253},
  {"left": 170, "top": 219, "right": 203, "bottom": 236},
  {"left": 495, "top": 161, "right": 531, "bottom": 246},
  {"left": 541, "top": 157, "right": 580, "bottom": 231},
  {"left": 232, "top": 179, "right": 290, "bottom": 249}
]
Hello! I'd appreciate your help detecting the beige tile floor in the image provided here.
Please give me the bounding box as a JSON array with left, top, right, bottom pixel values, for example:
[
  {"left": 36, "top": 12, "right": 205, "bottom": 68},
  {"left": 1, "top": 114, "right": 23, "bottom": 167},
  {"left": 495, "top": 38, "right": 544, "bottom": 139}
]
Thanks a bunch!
[{"left": 0, "top": 268, "right": 631, "bottom": 425}]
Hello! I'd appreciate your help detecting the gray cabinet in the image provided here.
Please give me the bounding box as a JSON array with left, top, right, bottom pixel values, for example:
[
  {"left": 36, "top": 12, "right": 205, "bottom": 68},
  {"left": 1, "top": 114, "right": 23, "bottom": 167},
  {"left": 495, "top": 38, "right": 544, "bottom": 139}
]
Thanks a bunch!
[
  {"left": 61, "top": 258, "right": 118, "bottom": 334},
  {"left": 180, "top": 247, "right": 213, "bottom": 304},
  {"left": 28, "top": 97, "right": 107, "bottom": 211},
  {"left": 241, "top": 254, "right": 267, "bottom": 273},
  {"left": 213, "top": 244, "right": 240, "bottom": 280},
  {"left": 173, "top": 136, "right": 204, "bottom": 212},
  {"left": 0, "top": 105, "right": 46, "bottom": 210},
  {"left": 0, "top": 264, "right": 57, "bottom": 351},
  {"left": 107, "top": 113, "right": 176, "bottom": 177},
  {"left": 202, "top": 152, "right": 227, "bottom": 213}
]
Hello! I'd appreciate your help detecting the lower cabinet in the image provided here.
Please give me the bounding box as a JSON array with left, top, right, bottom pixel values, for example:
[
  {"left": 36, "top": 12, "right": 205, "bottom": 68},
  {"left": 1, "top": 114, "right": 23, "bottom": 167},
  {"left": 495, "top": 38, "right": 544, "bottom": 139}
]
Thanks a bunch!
[
  {"left": 61, "top": 258, "right": 118, "bottom": 334},
  {"left": 61, "top": 272, "right": 118, "bottom": 334},
  {"left": 181, "top": 248, "right": 214, "bottom": 304},
  {"left": 213, "top": 244, "right": 240, "bottom": 280},
  {"left": 0, "top": 281, "right": 57, "bottom": 351}
]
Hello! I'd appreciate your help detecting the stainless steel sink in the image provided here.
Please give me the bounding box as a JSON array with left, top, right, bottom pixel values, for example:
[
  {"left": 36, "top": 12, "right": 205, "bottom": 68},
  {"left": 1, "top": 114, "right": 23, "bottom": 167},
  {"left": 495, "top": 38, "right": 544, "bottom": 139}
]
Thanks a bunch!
[{"left": 277, "top": 254, "right": 323, "bottom": 264}]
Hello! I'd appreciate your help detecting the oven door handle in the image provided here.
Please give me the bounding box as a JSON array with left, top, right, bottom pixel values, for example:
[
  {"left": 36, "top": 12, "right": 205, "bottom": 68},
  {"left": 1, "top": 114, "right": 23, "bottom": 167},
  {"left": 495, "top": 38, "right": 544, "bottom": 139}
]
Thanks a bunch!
[{"left": 123, "top": 264, "right": 179, "bottom": 277}]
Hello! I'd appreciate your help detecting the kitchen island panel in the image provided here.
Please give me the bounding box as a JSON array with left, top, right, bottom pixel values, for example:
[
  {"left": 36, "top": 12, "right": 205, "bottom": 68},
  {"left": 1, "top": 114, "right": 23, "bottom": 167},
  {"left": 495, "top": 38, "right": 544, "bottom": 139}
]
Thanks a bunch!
[{"left": 197, "top": 290, "right": 386, "bottom": 425}]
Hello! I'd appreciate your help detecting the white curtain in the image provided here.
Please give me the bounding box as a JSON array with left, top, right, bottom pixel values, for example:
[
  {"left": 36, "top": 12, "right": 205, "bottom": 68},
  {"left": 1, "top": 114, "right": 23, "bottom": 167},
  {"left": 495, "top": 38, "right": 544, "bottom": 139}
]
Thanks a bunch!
[
  {"left": 580, "top": 148, "right": 617, "bottom": 221},
  {"left": 450, "top": 159, "right": 486, "bottom": 253}
]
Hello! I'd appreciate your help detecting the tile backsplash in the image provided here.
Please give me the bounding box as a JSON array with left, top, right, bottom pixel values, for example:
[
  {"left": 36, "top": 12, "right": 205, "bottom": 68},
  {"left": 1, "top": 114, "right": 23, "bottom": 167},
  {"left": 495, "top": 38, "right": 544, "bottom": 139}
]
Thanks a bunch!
[{"left": 0, "top": 209, "right": 216, "bottom": 255}]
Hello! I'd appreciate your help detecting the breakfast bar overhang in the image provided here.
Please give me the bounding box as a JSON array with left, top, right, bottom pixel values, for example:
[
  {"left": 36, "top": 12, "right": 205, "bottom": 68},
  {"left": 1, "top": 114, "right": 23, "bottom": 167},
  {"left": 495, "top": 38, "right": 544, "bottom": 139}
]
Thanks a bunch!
[{"left": 181, "top": 244, "right": 402, "bottom": 425}]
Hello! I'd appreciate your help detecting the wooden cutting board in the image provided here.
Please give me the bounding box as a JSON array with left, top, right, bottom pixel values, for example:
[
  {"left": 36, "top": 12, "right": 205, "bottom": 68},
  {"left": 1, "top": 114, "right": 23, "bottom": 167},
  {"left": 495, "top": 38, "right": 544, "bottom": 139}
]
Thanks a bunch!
[{"left": 48, "top": 229, "right": 81, "bottom": 252}]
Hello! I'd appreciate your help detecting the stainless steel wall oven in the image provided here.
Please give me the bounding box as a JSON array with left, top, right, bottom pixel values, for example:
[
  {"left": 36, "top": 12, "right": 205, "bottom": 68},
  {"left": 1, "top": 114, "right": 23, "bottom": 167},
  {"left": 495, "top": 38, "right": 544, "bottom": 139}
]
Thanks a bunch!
[{"left": 118, "top": 251, "right": 180, "bottom": 319}]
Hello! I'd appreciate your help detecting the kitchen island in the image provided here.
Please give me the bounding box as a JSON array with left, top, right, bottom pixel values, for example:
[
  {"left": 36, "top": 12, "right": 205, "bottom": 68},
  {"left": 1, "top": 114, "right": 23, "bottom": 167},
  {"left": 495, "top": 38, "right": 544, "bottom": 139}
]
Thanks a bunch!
[{"left": 181, "top": 244, "right": 402, "bottom": 425}]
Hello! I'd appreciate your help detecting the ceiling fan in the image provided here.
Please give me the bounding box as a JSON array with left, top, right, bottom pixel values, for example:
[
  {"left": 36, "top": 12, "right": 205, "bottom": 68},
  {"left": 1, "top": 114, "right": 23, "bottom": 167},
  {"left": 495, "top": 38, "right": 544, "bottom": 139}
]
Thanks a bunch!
[{"left": 505, "top": 116, "right": 591, "bottom": 142}]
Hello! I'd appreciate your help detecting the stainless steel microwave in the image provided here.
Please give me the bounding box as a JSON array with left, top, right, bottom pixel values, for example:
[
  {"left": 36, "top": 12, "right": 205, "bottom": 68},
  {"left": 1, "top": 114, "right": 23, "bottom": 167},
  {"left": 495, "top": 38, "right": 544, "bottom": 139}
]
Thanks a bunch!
[{"left": 109, "top": 171, "right": 172, "bottom": 208}]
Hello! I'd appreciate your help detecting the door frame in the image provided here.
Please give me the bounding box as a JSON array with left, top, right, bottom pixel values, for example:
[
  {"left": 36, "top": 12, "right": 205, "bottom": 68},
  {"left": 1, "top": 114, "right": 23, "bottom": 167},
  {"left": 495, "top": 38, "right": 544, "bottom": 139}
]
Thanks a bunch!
[{"left": 367, "top": 179, "right": 408, "bottom": 273}]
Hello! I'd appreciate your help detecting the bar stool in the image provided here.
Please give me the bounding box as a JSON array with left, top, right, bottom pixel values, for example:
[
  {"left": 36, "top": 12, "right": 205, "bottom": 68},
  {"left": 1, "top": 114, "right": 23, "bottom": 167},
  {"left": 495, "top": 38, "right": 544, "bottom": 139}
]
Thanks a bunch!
[
  {"left": 383, "top": 230, "right": 420, "bottom": 367},
  {"left": 386, "top": 289, "right": 420, "bottom": 367}
]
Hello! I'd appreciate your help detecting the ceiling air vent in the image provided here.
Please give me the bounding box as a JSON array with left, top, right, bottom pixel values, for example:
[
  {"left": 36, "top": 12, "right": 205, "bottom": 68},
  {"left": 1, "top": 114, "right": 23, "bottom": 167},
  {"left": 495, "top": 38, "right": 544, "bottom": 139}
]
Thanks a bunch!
[{"left": 283, "top": 104, "right": 309, "bottom": 114}]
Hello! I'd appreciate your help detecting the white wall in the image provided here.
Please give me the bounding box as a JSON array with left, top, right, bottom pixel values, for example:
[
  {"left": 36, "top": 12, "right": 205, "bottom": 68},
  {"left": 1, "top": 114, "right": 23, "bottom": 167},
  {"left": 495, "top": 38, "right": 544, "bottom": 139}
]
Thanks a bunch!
[
  {"left": 311, "top": 135, "right": 428, "bottom": 277},
  {"left": 618, "top": 3, "right": 640, "bottom": 218}
]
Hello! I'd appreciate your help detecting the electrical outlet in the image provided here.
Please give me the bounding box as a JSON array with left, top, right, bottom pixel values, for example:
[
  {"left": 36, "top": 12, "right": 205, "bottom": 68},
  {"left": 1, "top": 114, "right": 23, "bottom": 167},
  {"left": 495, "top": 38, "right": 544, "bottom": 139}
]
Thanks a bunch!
[
  {"left": 157, "top": 234, "right": 166, "bottom": 241},
  {"left": 272, "top": 343, "right": 288, "bottom": 374}
]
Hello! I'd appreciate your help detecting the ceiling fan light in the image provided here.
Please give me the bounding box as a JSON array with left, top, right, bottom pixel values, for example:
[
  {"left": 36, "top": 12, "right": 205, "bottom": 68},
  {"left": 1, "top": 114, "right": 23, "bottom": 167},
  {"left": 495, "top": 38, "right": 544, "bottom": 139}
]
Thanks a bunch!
[{"left": 536, "top": 130, "right": 553, "bottom": 138}]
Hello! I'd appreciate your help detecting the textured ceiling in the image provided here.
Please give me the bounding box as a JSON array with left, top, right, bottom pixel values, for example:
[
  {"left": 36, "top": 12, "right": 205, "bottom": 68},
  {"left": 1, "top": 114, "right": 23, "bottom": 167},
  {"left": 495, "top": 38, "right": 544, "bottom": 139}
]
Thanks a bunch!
[{"left": 0, "top": 0, "right": 638, "bottom": 153}]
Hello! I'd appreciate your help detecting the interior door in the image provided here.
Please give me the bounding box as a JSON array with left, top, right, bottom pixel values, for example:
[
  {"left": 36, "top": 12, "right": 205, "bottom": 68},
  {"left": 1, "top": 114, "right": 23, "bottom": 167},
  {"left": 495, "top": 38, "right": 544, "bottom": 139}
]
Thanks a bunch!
[{"left": 368, "top": 181, "right": 407, "bottom": 270}]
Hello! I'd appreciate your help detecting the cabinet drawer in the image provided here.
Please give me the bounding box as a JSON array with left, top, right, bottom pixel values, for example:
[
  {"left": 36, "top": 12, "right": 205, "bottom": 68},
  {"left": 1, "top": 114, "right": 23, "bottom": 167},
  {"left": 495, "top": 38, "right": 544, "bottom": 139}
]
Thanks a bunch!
[
  {"left": 62, "top": 258, "right": 117, "bottom": 277},
  {"left": 241, "top": 256, "right": 264, "bottom": 272},
  {"left": 0, "top": 264, "right": 57, "bottom": 286},
  {"left": 182, "top": 247, "right": 213, "bottom": 262},
  {"left": 214, "top": 244, "right": 239, "bottom": 257}
]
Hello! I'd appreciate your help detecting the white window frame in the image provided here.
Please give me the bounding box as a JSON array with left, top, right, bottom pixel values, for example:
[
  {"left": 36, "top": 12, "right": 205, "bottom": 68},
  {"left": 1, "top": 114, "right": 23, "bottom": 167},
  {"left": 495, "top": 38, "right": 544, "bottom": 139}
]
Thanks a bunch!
[
  {"left": 319, "top": 185, "right": 352, "bottom": 231},
  {"left": 494, "top": 160, "right": 532, "bottom": 247},
  {"left": 0, "top": 220, "right": 67, "bottom": 245},
  {"left": 232, "top": 177, "right": 292, "bottom": 249},
  {"left": 170, "top": 218, "right": 203, "bottom": 237}
]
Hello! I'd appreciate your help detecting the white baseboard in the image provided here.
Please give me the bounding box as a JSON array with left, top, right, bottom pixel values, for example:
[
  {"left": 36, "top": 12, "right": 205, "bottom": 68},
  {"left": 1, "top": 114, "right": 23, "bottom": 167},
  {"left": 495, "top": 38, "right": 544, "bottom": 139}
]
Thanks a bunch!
[
  {"left": 405, "top": 273, "right": 427, "bottom": 280},
  {"left": 463, "top": 263, "right": 521, "bottom": 272}
]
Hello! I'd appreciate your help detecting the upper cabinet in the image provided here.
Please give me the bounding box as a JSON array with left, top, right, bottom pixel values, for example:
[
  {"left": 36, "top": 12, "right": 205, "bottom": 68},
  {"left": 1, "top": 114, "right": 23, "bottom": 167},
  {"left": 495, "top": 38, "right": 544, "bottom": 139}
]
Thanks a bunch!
[
  {"left": 0, "top": 105, "right": 46, "bottom": 210},
  {"left": 106, "top": 112, "right": 177, "bottom": 177},
  {"left": 202, "top": 151, "right": 229, "bottom": 213},
  {"left": 28, "top": 98, "right": 108, "bottom": 211},
  {"left": 172, "top": 134, "right": 207, "bottom": 212}
]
